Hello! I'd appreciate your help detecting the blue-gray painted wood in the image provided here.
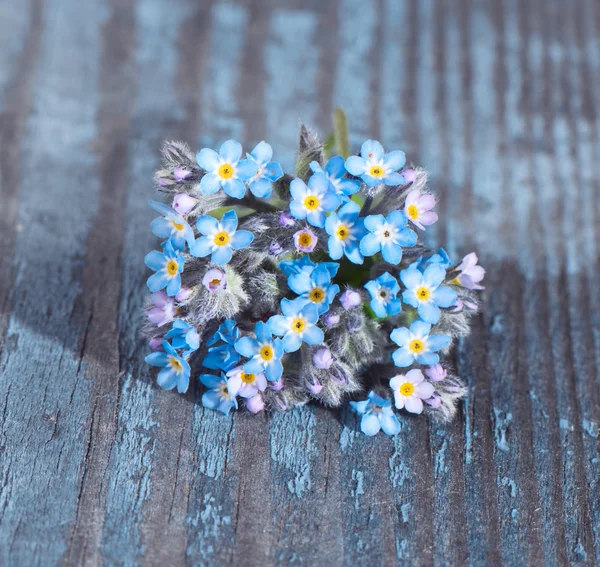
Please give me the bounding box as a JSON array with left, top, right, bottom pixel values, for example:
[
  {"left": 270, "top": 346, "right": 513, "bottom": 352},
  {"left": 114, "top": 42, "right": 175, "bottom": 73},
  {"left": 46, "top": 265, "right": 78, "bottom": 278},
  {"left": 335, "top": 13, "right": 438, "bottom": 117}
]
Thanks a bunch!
[{"left": 0, "top": 0, "right": 599, "bottom": 565}]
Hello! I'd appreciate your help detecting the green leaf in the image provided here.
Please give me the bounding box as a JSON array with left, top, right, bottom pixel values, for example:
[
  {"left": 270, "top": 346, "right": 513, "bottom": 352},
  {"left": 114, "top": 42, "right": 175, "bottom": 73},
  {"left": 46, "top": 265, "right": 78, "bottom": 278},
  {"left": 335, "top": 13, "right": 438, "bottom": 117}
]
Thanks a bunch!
[
  {"left": 322, "top": 132, "right": 335, "bottom": 161},
  {"left": 333, "top": 107, "right": 350, "bottom": 159}
]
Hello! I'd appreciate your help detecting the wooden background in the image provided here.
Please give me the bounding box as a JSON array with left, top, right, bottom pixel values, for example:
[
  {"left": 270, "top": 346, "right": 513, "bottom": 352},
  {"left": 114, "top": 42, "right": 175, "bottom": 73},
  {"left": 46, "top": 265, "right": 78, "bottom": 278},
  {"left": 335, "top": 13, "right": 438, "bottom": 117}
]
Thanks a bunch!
[{"left": 0, "top": 0, "right": 599, "bottom": 565}]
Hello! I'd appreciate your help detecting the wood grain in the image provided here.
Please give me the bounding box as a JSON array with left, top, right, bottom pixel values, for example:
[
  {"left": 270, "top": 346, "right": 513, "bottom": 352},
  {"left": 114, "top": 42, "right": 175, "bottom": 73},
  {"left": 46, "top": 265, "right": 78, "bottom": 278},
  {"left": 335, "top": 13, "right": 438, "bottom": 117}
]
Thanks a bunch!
[{"left": 0, "top": 0, "right": 599, "bottom": 565}]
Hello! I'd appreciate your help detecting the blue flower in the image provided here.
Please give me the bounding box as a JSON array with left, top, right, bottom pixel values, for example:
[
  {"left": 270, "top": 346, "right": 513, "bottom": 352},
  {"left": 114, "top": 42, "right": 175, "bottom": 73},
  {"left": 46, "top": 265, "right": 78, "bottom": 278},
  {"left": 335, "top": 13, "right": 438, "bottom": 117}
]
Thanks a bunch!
[
  {"left": 207, "top": 319, "right": 240, "bottom": 346},
  {"left": 145, "top": 240, "right": 184, "bottom": 296},
  {"left": 145, "top": 341, "right": 191, "bottom": 393},
  {"left": 279, "top": 256, "right": 339, "bottom": 279},
  {"left": 148, "top": 200, "right": 195, "bottom": 251},
  {"left": 289, "top": 173, "right": 341, "bottom": 228},
  {"left": 246, "top": 141, "right": 283, "bottom": 198},
  {"left": 364, "top": 272, "right": 402, "bottom": 318},
  {"left": 190, "top": 209, "right": 254, "bottom": 265},
  {"left": 196, "top": 139, "right": 258, "bottom": 199},
  {"left": 359, "top": 210, "right": 417, "bottom": 265},
  {"left": 203, "top": 344, "right": 240, "bottom": 372},
  {"left": 418, "top": 247, "right": 452, "bottom": 270},
  {"left": 267, "top": 297, "right": 324, "bottom": 353},
  {"left": 400, "top": 263, "right": 457, "bottom": 324},
  {"left": 310, "top": 156, "right": 360, "bottom": 197},
  {"left": 200, "top": 373, "right": 238, "bottom": 415},
  {"left": 165, "top": 320, "right": 200, "bottom": 356},
  {"left": 349, "top": 391, "right": 401, "bottom": 436},
  {"left": 287, "top": 264, "right": 340, "bottom": 314},
  {"left": 234, "top": 321, "right": 285, "bottom": 381},
  {"left": 324, "top": 201, "right": 366, "bottom": 264},
  {"left": 344, "top": 139, "right": 406, "bottom": 187},
  {"left": 390, "top": 320, "right": 451, "bottom": 367}
]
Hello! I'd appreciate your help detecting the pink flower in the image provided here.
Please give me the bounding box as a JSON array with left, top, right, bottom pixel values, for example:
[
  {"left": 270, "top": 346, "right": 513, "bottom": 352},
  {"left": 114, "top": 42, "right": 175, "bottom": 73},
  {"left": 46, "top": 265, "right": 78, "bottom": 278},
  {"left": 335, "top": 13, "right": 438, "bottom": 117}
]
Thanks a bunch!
[
  {"left": 340, "top": 289, "right": 362, "bottom": 310},
  {"left": 147, "top": 291, "right": 177, "bottom": 327},
  {"left": 404, "top": 189, "right": 438, "bottom": 230},
  {"left": 202, "top": 268, "right": 227, "bottom": 292},
  {"left": 172, "top": 193, "right": 197, "bottom": 215},
  {"left": 389, "top": 369, "right": 435, "bottom": 414},
  {"left": 294, "top": 228, "right": 318, "bottom": 252},
  {"left": 455, "top": 252, "right": 485, "bottom": 290},
  {"left": 313, "top": 348, "right": 333, "bottom": 369},
  {"left": 425, "top": 364, "right": 447, "bottom": 382},
  {"left": 226, "top": 366, "right": 267, "bottom": 399},
  {"left": 245, "top": 393, "right": 265, "bottom": 414}
]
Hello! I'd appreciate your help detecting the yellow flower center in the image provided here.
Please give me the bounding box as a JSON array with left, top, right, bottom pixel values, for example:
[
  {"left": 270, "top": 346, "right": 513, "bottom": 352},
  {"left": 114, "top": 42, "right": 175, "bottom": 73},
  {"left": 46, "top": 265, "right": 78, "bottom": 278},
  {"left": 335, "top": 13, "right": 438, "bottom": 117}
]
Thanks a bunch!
[
  {"left": 369, "top": 165, "right": 384, "bottom": 177},
  {"left": 292, "top": 317, "right": 305, "bottom": 332},
  {"left": 219, "top": 384, "right": 229, "bottom": 397},
  {"left": 336, "top": 224, "right": 350, "bottom": 240},
  {"left": 241, "top": 372, "right": 255, "bottom": 384},
  {"left": 218, "top": 163, "right": 234, "bottom": 179},
  {"left": 298, "top": 232, "right": 313, "bottom": 247},
  {"left": 407, "top": 204, "right": 419, "bottom": 219},
  {"left": 409, "top": 339, "right": 425, "bottom": 353},
  {"left": 210, "top": 278, "right": 222, "bottom": 287},
  {"left": 167, "top": 260, "right": 179, "bottom": 275},
  {"left": 304, "top": 195, "right": 320, "bottom": 210},
  {"left": 416, "top": 287, "right": 430, "bottom": 300},
  {"left": 399, "top": 382, "right": 415, "bottom": 396},
  {"left": 172, "top": 220, "right": 185, "bottom": 231},
  {"left": 214, "top": 231, "right": 230, "bottom": 246},
  {"left": 260, "top": 346, "right": 274, "bottom": 361},
  {"left": 170, "top": 356, "right": 182, "bottom": 371},
  {"left": 309, "top": 287, "right": 325, "bottom": 303}
]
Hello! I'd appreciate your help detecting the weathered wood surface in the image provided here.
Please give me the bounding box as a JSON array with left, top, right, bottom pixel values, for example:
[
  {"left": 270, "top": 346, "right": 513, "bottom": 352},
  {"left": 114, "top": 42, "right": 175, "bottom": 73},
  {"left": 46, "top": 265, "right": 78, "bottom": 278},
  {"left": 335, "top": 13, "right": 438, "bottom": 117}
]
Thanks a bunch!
[{"left": 0, "top": 0, "right": 599, "bottom": 565}]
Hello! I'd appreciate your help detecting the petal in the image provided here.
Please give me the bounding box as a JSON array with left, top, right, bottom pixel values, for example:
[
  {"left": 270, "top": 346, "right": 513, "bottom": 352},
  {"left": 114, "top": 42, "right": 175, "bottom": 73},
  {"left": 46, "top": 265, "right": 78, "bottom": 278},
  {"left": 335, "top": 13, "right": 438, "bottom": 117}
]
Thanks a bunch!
[
  {"left": 200, "top": 373, "right": 222, "bottom": 388},
  {"left": 200, "top": 173, "right": 222, "bottom": 194},
  {"left": 406, "top": 369, "right": 424, "bottom": 384},
  {"left": 288, "top": 271, "right": 313, "bottom": 295},
  {"left": 265, "top": 359, "right": 283, "bottom": 381},
  {"left": 282, "top": 332, "right": 302, "bottom": 352},
  {"left": 404, "top": 397, "right": 424, "bottom": 414},
  {"left": 382, "top": 172, "right": 405, "bottom": 186},
  {"left": 325, "top": 155, "right": 346, "bottom": 178},
  {"left": 390, "top": 327, "right": 411, "bottom": 346},
  {"left": 359, "top": 233, "right": 381, "bottom": 257},
  {"left": 289, "top": 199, "right": 307, "bottom": 220},
  {"left": 380, "top": 412, "right": 401, "bottom": 435},
  {"left": 344, "top": 156, "right": 368, "bottom": 176},
  {"left": 145, "top": 250, "right": 166, "bottom": 271},
  {"left": 423, "top": 264, "right": 446, "bottom": 288},
  {"left": 147, "top": 271, "right": 169, "bottom": 292},
  {"left": 418, "top": 301, "right": 441, "bottom": 324},
  {"left": 419, "top": 211, "right": 438, "bottom": 226},
  {"left": 267, "top": 315, "right": 289, "bottom": 336},
  {"left": 234, "top": 336, "right": 259, "bottom": 357},
  {"left": 230, "top": 230, "right": 254, "bottom": 250},
  {"left": 381, "top": 242, "right": 403, "bottom": 265},
  {"left": 249, "top": 178, "right": 272, "bottom": 198},
  {"left": 383, "top": 150, "right": 406, "bottom": 170},
  {"left": 150, "top": 217, "right": 174, "bottom": 239},
  {"left": 202, "top": 389, "right": 223, "bottom": 410},
  {"left": 157, "top": 367, "right": 178, "bottom": 390},
  {"left": 320, "top": 191, "right": 341, "bottom": 211},
  {"left": 220, "top": 209, "right": 238, "bottom": 233},
  {"left": 165, "top": 274, "right": 181, "bottom": 296},
  {"left": 222, "top": 178, "right": 246, "bottom": 199},
  {"left": 219, "top": 139, "right": 242, "bottom": 163},
  {"left": 344, "top": 240, "right": 364, "bottom": 264},
  {"left": 243, "top": 357, "right": 264, "bottom": 374},
  {"left": 196, "top": 215, "right": 219, "bottom": 235},
  {"left": 307, "top": 172, "right": 330, "bottom": 195},
  {"left": 211, "top": 245, "right": 233, "bottom": 265},
  {"left": 415, "top": 381, "right": 435, "bottom": 399},
  {"left": 416, "top": 351, "right": 439, "bottom": 366},
  {"left": 410, "top": 320, "right": 432, "bottom": 337},
  {"left": 301, "top": 302, "right": 319, "bottom": 324},
  {"left": 236, "top": 158, "right": 258, "bottom": 180},
  {"left": 337, "top": 178, "right": 361, "bottom": 196},
  {"left": 387, "top": 298, "right": 402, "bottom": 316},
  {"left": 360, "top": 139, "right": 384, "bottom": 160},
  {"left": 364, "top": 214, "right": 385, "bottom": 232},
  {"left": 306, "top": 210, "right": 326, "bottom": 228},
  {"left": 392, "top": 348, "right": 415, "bottom": 367},
  {"left": 302, "top": 325, "right": 324, "bottom": 345},
  {"left": 254, "top": 321, "right": 271, "bottom": 344},
  {"left": 400, "top": 267, "right": 423, "bottom": 289},
  {"left": 250, "top": 141, "right": 273, "bottom": 165},
  {"left": 145, "top": 352, "right": 168, "bottom": 367},
  {"left": 350, "top": 400, "right": 369, "bottom": 415},
  {"left": 290, "top": 178, "right": 308, "bottom": 200},
  {"left": 264, "top": 162, "right": 283, "bottom": 181},
  {"left": 337, "top": 200, "right": 360, "bottom": 222},
  {"left": 370, "top": 300, "right": 387, "bottom": 318},
  {"left": 327, "top": 237, "right": 344, "bottom": 260},
  {"left": 426, "top": 334, "right": 451, "bottom": 352},
  {"left": 433, "top": 285, "right": 457, "bottom": 308},
  {"left": 360, "top": 414, "right": 381, "bottom": 436},
  {"left": 196, "top": 148, "right": 220, "bottom": 171},
  {"left": 189, "top": 236, "right": 213, "bottom": 258}
]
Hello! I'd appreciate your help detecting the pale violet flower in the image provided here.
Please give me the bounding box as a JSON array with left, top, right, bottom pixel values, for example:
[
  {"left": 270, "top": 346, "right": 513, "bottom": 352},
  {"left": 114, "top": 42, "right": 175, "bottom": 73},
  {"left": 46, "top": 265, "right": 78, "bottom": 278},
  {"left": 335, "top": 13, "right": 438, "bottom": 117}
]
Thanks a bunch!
[
  {"left": 360, "top": 211, "right": 417, "bottom": 265},
  {"left": 454, "top": 252, "right": 485, "bottom": 290},
  {"left": 350, "top": 392, "right": 401, "bottom": 436},
  {"left": 389, "top": 369, "right": 434, "bottom": 414},
  {"left": 339, "top": 289, "right": 362, "bottom": 310},
  {"left": 147, "top": 291, "right": 177, "bottom": 327},
  {"left": 400, "top": 263, "right": 457, "bottom": 324},
  {"left": 246, "top": 141, "right": 283, "bottom": 198},
  {"left": 425, "top": 364, "right": 447, "bottom": 382},
  {"left": 390, "top": 320, "right": 451, "bottom": 368},
  {"left": 344, "top": 140, "right": 406, "bottom": 187},
  {"left": 202, "top": 268, "right": 227, "bottom": 292},
  {"left": 404, "top": 189, "right": 438, "bottom": 230},
  {"left": 172, "top": 193, "right": 198, "bottom": 215},
  {"left": 289, "top": 172, "right": 341, "bottom": 228},
  {"left": 309, "top": 156, "right": 360, "bottom": 197},
  {"left": 313, "top": 347, "right": 334, "bottom": 369},
  {"left": 226, "top": 366, "right": 267, "bottom": 399},
  {"left": 267, "top": 297, "right": 324, "bottom": 353},
  {"left": 196, "top": 139, "right": 258, "bottom": 199},
  {"left": 190, "top": 209, "right": 254, "bottom": 265},
  {"left": 293, "top": 227, "right": 318, "bottom": 253},
  {"left": 324, "top": 201, "right": 366, "bottom": 265},
  {"left": 364, "top": 272, "right": 401, "bottom": 318},
  {"left": 245, "top": 393, "right": 265, "bottom": 413}
]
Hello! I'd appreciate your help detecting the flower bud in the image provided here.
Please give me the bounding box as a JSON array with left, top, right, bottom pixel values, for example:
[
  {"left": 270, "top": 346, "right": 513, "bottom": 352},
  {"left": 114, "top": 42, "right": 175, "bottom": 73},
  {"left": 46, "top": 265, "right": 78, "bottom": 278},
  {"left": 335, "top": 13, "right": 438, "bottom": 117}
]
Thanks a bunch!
[
  {"left": 245, "top": 394, "right": 265, "bottom": 414},
  {"left": 172, "top": 193, "right": 198, "bottom": 215},
  {"left": 322, "top": 311, "right": 340, "bottom": 327},
  {"left": 340, "top": 289, "right": 361, "bottom": 310},
  {"left": 313, "top": 348, "right": 333, "bottom": 369},
  {"left": 306, "top": 378, "right": 323, "bottom": 395},
  {"left": 278, "top": 211, "right": 295, "bottom": 227},
  {"left": 175, "top": 286, "right": 192, "bottom": 302},
  {"left": 173, "top": 167, "right": 192, "bottom": 182},
  {"left": 425, "top": 364, "right": 447, "bottom": 382},
  {"left": 269, "top": 378, "right": 284, "bottom": 391},
  {"left": 402, "top": 168, "right": 417, "bottom": 184}
]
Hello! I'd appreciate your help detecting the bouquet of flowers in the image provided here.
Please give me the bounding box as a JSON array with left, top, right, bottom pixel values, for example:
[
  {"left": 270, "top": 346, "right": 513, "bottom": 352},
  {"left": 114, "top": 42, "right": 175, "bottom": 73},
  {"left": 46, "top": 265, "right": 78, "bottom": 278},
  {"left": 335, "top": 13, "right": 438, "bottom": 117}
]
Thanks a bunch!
[{"left": 143, "top": 110, "right": 484, "bottom": 436}]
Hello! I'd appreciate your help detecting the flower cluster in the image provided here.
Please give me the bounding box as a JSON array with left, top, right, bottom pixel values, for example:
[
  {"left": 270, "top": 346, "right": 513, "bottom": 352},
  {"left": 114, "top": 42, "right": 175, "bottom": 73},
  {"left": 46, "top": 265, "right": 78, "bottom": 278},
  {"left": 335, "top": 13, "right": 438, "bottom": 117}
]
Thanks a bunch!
[{"left": 143, "top": 114, "right": 485, "bottom": 436}]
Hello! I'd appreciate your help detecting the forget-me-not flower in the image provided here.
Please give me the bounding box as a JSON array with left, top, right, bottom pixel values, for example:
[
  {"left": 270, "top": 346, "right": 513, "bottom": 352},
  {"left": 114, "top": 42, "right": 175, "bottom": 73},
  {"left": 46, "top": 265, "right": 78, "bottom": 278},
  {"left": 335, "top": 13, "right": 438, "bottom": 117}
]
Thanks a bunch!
[
  {"left": 364, "top": 272, "right": 402, "bottom": 318},
  {"left": 234, "top": 321, "right": 284, "bottom": 382},
  {"left": 149, "top": 200, "right": 195, "bottom": 251},
  {"left": 400, "top": 262, "right": 457, "bottom": 324},
  {"left": 203, "top": 344, "right": 240, "bottom": 372},
  {"left": 267, "top": 297, "right": 324, "bottom": 353},
  {"left": 324, "top": 201, "right": 366, "bottom": 265},
  {"left": 288, "top": 264, "right": 340, "bottom": 314},
  {"left": 350, "top": 391, "right": 401, "bottom": 436},
  {"left": 360, "top": 210, "right": 417, "bottom": 264},
  {"left": 344, "top": 140, "right": 406, "bottom": 187},
  {"left": 390, "top": 319, "right": 451, "bottom": 367},
  {"left": 190, "top": 209, "right": 254, "bottom": 265},
  {"left": 404, "top": 189, "right": 438, "bottom": 230},
  {"left": 289, "top": 173, "right": 341, "bottom": 228},
  {"left": 207, "top": 319, "right": 240, "bottom": 346},
  {"left": 164, "top": 320, "right": 200, "bottom": 356},
  {"left": 454, "top": 252, "right": 485, "bottom": 290},
  {"left": 279, "top": 257, "right": 339, "bottom": 279},
  {"left": 196, "top": 139, "right": 258, "bottom": 199},
  {"left": 389, "top": 369, "right": 435, "bottom": 414},
  {"left": 245, "top": 141, "right": 283, "bottom": 198},
  {"left": 200, "top": 373, "right": 238, "bottom": 415},
  {"left": 145, "top": 340, "right": 191, "bottom": 393},
  {"left": 309, "top": 156, "right": 360, "bottom": 198},
  {"left": 226, "top": 366, "right": 267, "bottom": 399},
  {"left": 145, "top": 240, "right": 184, "bottom": 296}
]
